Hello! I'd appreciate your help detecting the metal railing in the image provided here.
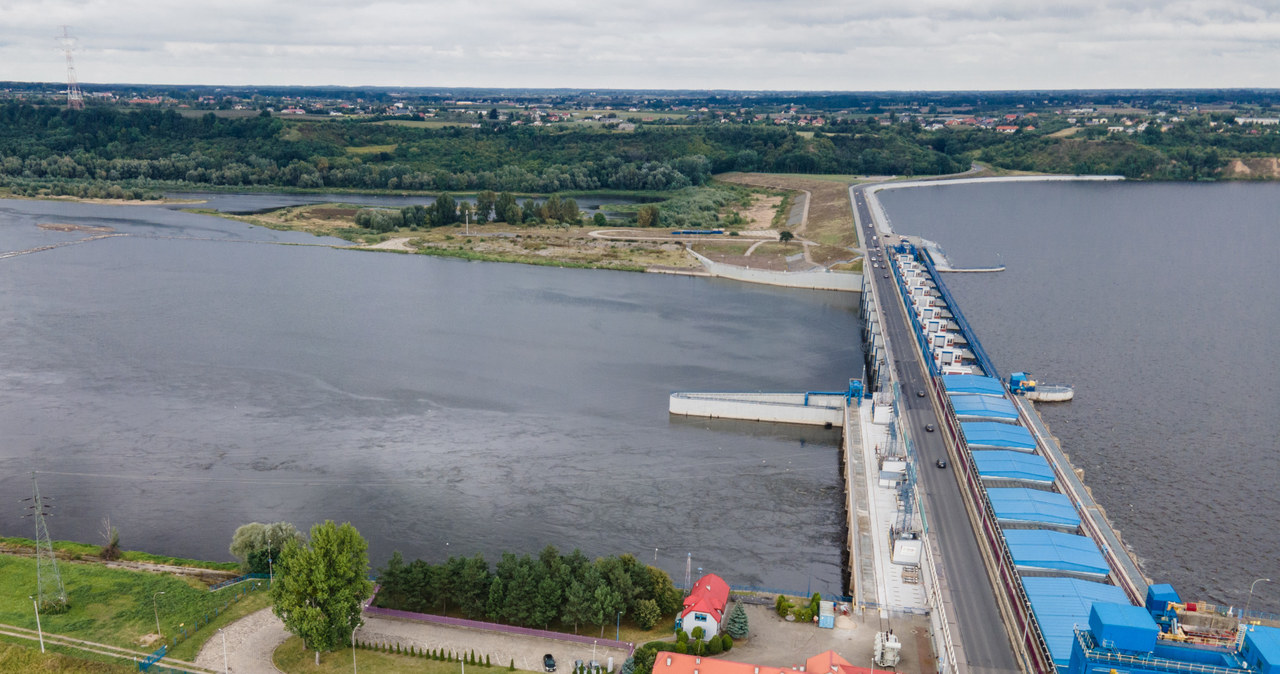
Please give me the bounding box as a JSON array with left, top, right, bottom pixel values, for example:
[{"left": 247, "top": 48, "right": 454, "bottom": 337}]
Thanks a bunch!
[{"left": 1074, "top": 629, "right": 1243, "bottom": 674}]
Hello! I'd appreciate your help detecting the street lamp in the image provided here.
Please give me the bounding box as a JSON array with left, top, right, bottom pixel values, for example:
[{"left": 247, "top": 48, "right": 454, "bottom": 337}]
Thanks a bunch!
[
  {"left": 268, "top": 532, "right": 274, "bottom": 586},
  {"left": 352, "top": 622, "right": 358, "bottom": 674},
  {"left": 219, "top": 627, "right": 228, "bottom": 674},
  {"left": 153, "top": 591, "right": 166, "bottom": 639},
  {"left": 1244, "top": 578, "right": 1272, "bottom": 623},
  {"left": 29, "top": 596, "right": 44, "bottom": 653},
  {"left": 616, "top": 612, "right": 622, "bottom": 641}
]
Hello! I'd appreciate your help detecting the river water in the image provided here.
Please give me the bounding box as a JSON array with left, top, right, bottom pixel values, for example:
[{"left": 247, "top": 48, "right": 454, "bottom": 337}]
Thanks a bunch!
[
  {"left": 0, "top": 197, "right": 860, "bottom": 594},
  {"left": 878, "top": 180, "right": 1280, "bottom": 613}
]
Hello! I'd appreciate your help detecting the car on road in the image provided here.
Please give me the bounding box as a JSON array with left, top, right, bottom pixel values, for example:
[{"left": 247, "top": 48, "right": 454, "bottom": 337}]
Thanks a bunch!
[
  {"left": 545, "top": 655, "right": 556, "bottom": 672},
  {"left": 916, "top": 390, "right": 926, "bottom": 397},
  {"left": 882, "top": 273, "right": 889, "bottom": 278},
  {"left": 936, "top": 459, "right": 947, "bottom": 469},
  {"left": 925, "top": 424, "right": 935, "bottom": 432}
]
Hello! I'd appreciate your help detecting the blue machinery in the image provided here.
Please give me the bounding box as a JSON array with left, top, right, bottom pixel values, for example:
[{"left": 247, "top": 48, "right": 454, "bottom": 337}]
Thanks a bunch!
[{"left": 803, "top": 379, "right": 864, "bottom": 407}]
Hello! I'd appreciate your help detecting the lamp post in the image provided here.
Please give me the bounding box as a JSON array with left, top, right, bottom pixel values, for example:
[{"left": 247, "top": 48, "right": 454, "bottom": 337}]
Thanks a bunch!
[
  {"left": 460, "top": 653, "right": 466, "bottom": 674},
  {"left": 268, "top": 532, "right": 274, "bottom": 587},
  {"left": 616, "top": 612, "right": 622, "bottom": 641},
  {"left": 153, "top": 591, "right": 166, "bottom": 639},
  {"left": 219, "top": 627, "right": 228, "bottom": 674},
  {"left": 352, "top": 619, "right": 358, "bottom": 674},
  {"left": 29, "top": 596, "right": 44, "bottom": 653},
  {"left": 1244, "top": 578, "right": 1272, "bottom": 623}
]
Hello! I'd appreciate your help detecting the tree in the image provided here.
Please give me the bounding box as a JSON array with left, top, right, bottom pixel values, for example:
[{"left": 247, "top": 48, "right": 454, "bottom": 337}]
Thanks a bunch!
[
  {"left": 636, "top": 205, "right": 660, "bottom": 227},
  {"left": 99, "top": 517, "right": 121, "bottom": 561},
  {"left": 230, "top": 521, "right": 303, "bottom": 573},
  {"left": 592, "top": 212, "right": 607, "bottom": 227},
  {"left": 271, "top": 521, "right": 374, "bottom": 666},
  {"left": 561, "top": 580, "right": 592, "bottom": 633},
  {"left": 779, "top": 230, "right": 794, "bottom": 243},
  {"left": 590, "top": 583, "right": 624, "bottom": 636},
  {"left": 724, "top": 601, "right": 749, "bottom": 639}
]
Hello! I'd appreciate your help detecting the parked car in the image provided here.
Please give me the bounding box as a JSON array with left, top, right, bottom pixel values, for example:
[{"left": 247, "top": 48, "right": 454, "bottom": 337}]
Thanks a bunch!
[{"left": 545, "top": 655, "right": 556, "bottom": 673}]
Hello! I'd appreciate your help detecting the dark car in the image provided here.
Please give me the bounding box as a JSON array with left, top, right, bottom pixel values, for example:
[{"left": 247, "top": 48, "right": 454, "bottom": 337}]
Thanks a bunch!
[
  {"left": 925, "top": 424, "right": 935, "bottom": 432},
  {"left": 936, "top": 459, "right": 947, "bottom": 469},
  {"left": 544, "top": 655, "right": 556, "bottom": 672},
  {"left": 882, "top": 273, "right": 890, "bottom": 278},
  {"left": 916, "top": 390, "right": 926, "bottom": 398}
]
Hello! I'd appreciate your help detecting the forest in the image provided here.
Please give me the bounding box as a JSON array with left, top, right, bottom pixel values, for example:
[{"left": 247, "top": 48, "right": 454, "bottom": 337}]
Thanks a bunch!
[
  {"left": 374, "top": 546, "right": 684, "bottom": 633},
  {"left": 0, "top": 102, "right": 1274, "bottom": 201}
]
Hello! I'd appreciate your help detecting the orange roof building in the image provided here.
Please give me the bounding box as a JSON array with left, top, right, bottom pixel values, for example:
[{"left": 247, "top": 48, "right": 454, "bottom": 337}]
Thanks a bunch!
[{"left": 652, "top": 650, "right": 893, "bottom": 674}]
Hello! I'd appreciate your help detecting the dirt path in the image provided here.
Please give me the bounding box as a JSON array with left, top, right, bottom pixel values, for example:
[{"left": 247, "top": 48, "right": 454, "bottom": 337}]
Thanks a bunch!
[
  {"left": 194, "top": 607, "right": 288, "bottom": 673},
  {"left": 364, "top": 236, "right": 416, "bottom": 251}
]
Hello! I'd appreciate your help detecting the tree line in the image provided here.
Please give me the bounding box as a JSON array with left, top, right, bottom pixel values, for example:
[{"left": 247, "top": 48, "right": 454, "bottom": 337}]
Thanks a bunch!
[
  {"left": 353, "top": 191, "right": 588, "bottom": 232},
  {"left": 375, "top": 546, "right": 684, "bottom": 633}
]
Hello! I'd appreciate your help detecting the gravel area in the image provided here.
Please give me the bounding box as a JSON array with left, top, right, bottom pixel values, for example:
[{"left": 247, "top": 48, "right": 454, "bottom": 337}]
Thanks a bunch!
[{"left": 194, "top": 606, "right": 288, "bottom": 673}]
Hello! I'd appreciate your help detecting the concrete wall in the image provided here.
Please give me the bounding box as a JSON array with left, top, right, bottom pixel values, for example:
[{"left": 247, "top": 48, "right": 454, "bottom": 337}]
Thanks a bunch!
[
  {"left": 669, "top": 392, "right": 846, "bottom": 426},
  {"left": 687, "top": 250, "right": 862, "bottom": 292}
]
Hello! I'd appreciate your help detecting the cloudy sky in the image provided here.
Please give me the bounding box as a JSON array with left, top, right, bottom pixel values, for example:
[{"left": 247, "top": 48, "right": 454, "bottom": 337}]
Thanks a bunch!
[{"left": 3, "top": 0, "right": 1278, "bottom": 91}]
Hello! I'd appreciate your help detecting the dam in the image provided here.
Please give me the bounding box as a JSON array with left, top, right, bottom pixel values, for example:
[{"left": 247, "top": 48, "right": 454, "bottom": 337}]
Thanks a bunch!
[{"left": 671, "top": 179, "right": 1279, "bottom": 674}]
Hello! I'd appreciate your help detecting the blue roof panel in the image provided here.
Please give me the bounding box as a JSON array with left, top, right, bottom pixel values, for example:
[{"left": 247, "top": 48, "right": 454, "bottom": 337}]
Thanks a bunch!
[
  {"left": 988, "top": 488, "right": 1081, "bottom": 528},
  {"left": 1005, "top": 530, "right": 1110, "bottom": 578},
  {"left": 949, "top": 394, "right": 1020, "bottom": 420},
  {"left": 1023, "top": 577, "right": 1130, "bottom": 667},
  {"left": 973, "top": 450, "right": 1056, "bottom": 484},
  {"left": 961, "top": 421, "right": 1037, "bottom": 450},
  {"left": 941, "top": 374, "right": 1005, "bottom": 396}
]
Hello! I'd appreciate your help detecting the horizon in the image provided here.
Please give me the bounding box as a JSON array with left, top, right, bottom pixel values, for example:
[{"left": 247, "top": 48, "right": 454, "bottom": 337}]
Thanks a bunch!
[{"left": 5, "top": 0, "right": 1278, "bottom": 92}]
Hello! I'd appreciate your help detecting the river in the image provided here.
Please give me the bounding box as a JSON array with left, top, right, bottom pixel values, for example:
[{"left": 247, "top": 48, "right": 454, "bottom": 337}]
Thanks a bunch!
[
  {"left": 878, "top": 180, "right": 1280, "bottom": 613},
  {"left": 0, "top": 196, "right": 860, "bottom": 595}
]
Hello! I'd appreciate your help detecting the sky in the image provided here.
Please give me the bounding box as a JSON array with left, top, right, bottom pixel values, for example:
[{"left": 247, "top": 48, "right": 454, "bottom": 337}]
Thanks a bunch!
[{"left": 2, "top": 0, "right": 1278, "bottom": 91}]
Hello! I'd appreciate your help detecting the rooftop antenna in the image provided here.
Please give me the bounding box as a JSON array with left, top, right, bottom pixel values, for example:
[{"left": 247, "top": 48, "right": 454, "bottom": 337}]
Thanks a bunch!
[
  {"left": 57, "top": 26, "right": 84, "bottom": 110},
  {"left": 22, "top": 473, "right": 68, "bottom": 612}
]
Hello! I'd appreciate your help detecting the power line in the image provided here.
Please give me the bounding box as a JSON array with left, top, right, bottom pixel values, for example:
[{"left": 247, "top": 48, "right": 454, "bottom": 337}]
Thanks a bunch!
[{"left": 57, "top": 26, "right": 84, "bottom": 110}]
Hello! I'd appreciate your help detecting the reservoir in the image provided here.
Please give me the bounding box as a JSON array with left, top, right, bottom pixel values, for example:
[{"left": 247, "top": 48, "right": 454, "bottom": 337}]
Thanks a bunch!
[
  {"left": 878, "top": 180, "right": 1280, "bottom": 613},
  {"left": 0, "top": 197, "right": 859, "bottom": 594}
]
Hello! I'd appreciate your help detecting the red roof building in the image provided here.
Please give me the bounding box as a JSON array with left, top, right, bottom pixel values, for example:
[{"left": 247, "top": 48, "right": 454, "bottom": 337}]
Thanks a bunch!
[
  {"left": 652, "top": 650, "right": 893, "bottom": 674},
  {"left": 680, "top": 574, "right": 730, "bottom": 640}
]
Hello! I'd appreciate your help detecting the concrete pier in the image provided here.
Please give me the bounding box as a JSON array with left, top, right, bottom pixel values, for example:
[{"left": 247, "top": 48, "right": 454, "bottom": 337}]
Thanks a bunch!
[{"left": 668, "top": 392, "right": 847, "bottom": 426}]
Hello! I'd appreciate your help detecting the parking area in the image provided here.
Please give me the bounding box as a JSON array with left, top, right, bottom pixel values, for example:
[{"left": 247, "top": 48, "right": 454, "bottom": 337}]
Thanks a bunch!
[
  {"left": 719, "top": 604, "right": 935, "bottom": 674},
  {"left": 355, "top": 616, "right": 630, "bottom": 673}
]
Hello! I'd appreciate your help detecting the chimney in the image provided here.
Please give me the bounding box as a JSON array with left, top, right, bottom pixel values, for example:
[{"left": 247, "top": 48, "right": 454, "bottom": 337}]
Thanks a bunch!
[
  {"left": 666, "top": 658, "right": 672, "bottom": 667},
  {"left": 696, "top": 659, "right": 701, "bottom": 665}
]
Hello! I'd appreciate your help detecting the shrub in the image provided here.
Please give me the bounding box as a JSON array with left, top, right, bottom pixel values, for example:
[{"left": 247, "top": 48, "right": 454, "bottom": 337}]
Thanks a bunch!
[
  {"left": 707, "top": 636, "right": 723, "bottom": 655},
  {"left": 720, "top": 634, "right": 733, "bottom": 652},
  {"left": 635, "top": 598, "right": 661, "bottom": 630}
]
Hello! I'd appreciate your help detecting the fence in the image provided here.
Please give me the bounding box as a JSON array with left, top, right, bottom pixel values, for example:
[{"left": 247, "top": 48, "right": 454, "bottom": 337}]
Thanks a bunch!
[
  {"left": 167, "top": 579, "right": 267, "bottom": 651},
  {"left": 207, "top": 572, "right": 270, "bottom": 592}
]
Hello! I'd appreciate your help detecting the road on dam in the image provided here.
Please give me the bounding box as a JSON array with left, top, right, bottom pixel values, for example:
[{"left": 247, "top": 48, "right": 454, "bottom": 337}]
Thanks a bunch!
[{"left": 851, "top": 184, "right": 1020, "bottom": 674}]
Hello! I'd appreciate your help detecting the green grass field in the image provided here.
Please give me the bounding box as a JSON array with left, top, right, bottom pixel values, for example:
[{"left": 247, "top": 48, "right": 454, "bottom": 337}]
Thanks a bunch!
[
  {"left": 0, "top": 641, "right": 133, "bottom": 673},
  {"left": 0, "top": 554, "right": 266, "bottom": 658}
]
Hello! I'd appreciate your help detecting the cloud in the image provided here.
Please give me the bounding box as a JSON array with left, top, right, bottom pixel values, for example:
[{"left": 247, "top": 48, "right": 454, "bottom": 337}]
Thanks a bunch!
[{"left": 1, "top": 0, "right": 1276, "bottom": 89}]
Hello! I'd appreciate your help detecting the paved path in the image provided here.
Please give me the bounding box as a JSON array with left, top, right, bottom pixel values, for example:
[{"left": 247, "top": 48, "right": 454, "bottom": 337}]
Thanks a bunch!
[{"left": 194, "top": 607, "right": 288, "bottom": 673}]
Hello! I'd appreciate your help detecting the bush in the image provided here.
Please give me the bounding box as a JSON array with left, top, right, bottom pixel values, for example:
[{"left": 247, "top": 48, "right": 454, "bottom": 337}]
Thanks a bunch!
[
  {"left": 635, "top": 598, "right": 662, "bottom": 630},
  {"left": 720, "top": 634, "right": 733, "bottom": 652},
  {"left": 707, "top": 636, "right": 723, "bottom": 655}
]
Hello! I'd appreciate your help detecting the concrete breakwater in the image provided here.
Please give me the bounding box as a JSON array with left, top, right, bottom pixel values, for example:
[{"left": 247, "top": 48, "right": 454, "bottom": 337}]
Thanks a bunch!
[
  {"left": 669, "top": 392, "right": 848, "bottom": 426},
  {"left": 686, "top": 250, "right": 863, "bottom": 292}
]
